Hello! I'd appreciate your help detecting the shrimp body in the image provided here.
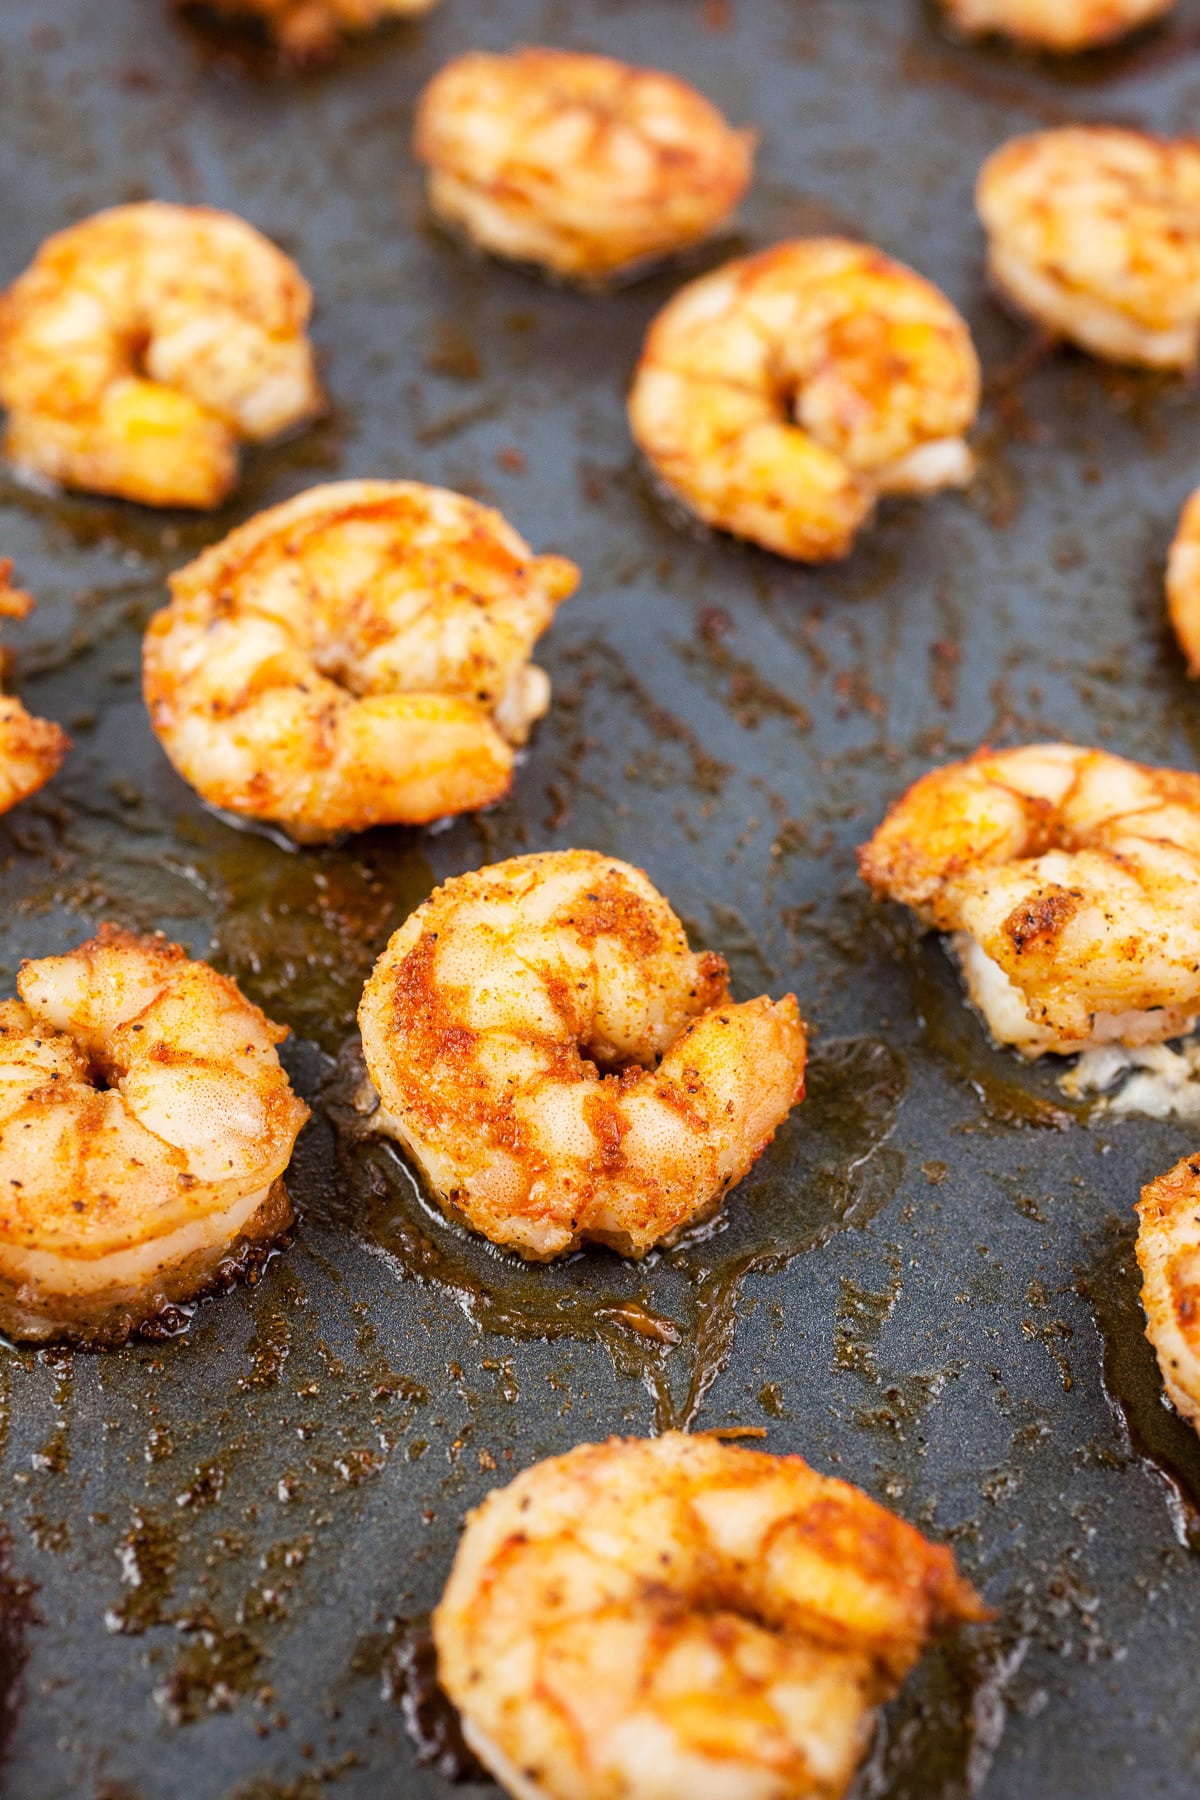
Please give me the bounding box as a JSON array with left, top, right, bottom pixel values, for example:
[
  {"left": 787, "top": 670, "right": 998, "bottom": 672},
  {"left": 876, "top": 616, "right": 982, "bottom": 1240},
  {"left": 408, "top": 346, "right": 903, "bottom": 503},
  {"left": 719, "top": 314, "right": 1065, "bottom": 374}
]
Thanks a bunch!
[
  {"left": 859, "top": 744, "right": 1200, "bottom": 1057},
  {"left": 143, "top": 481, "right": 577, "bottom": 843},
  {"left": 1137, "top": 1156, "right": 1200, "bottom": 1429},
  {"left": 358, "top": 851, "right": 806, "bottom": 1260},
  {"left": 941, "top": 0, "right": 1175, "bottom": 49},
  {"left": 434, "top": 1432, "right": 987, "bottom": 1800},
  {"left": 1167, "top": 488, "right": 1200, "bottom": 676},
  {"left": 0, "top": 203, "right": 322, "bottom": 508},
  {"left": 176, "top": 0, "right": 438, "bottom": 62},
  {"left": 414, "top": 48, "right": 755, "bottom": 286},
  {"left": 0, "top": 927, "right": 309, "bottom": 1344},
  {"left": 977, "top": 128, "right": 1200, "bottom": 369},
  {"left": 628, "top": 239, "right": 980, "bottom": 562},
  {"left": 0, "top": 562, "right": 68, "bottom": 816}
]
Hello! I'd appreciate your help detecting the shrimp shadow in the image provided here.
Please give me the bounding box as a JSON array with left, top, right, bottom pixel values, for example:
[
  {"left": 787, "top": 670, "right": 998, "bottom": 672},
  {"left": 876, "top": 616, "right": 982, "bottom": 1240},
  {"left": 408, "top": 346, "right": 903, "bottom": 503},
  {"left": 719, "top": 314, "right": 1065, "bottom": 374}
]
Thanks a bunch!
[
  {"left": 876, "top": 913, "right": 1084, "bottom": 1130},
  {"left": 315, "top": 1033, "right": 908, "bottom": 1432}
]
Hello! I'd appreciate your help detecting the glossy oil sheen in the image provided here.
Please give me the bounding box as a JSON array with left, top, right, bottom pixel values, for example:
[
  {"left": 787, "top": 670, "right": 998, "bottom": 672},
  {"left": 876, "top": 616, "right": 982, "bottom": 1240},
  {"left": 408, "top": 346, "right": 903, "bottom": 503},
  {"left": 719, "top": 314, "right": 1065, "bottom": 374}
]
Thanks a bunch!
[{"left": 1, "top": 1, "right": 1200, "bottom": 1796}]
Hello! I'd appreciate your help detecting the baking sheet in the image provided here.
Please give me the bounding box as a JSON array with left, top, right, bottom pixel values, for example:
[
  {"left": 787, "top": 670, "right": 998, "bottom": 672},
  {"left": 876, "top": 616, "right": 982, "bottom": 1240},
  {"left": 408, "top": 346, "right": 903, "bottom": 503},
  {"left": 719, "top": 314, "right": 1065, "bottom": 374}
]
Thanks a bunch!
[{"left": 2, "top": 0, "right": 1200, "bottom": 1794}]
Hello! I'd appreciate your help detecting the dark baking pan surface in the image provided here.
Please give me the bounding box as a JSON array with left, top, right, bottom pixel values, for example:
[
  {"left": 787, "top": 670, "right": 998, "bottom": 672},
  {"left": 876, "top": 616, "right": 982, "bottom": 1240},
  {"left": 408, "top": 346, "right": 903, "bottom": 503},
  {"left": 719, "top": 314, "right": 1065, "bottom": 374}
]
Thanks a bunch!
[{"left": 2, "top": 0, "right": 1200, "bottom": 1794}]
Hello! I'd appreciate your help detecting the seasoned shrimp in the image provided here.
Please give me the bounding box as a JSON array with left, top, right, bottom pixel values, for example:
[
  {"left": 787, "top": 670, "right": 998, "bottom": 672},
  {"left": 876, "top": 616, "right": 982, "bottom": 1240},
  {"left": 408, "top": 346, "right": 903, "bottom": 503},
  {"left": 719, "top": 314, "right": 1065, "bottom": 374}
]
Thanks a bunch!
[
  {"left": 143, "top": 480, "right": 577, "bottom": 844},
  {"left": 1167, "top": 488, "right": 1200, "bottom": 676},
  {"left": 175, "top": 0, "right": 438, "bottom": 62},
  {"left": 413, "top": 48, "right": 755, "bottom": 285},
  {"left": 860, "top": 744, "right": 1200, "bottom": 1058},
  {"left": 357, "top": 851, "right": 806, "bottom": 1260},
  {"left": 627, "top": 239, "right": 980, "bottom": 562},
  {"left": 941, "top": 0, "right": 1175, "bottom": 49},
  {"left": 0, "top": 926, "right": 309, "bottom": 1344},
  {"left": 0, "top": 562, "right": 68, "bottom": 816},
  {"left": 0, "top": 203, "right": 322, "bottom": 509},
  {"left": 977, "top": 128, "right": 1200, "bottom": 369},
  {"left": 434, "top": 1432, "right": 987, "bottom": 1800},
  {"left": 1137, "top": 1155, "right": 1200, "bottom": 1429}
]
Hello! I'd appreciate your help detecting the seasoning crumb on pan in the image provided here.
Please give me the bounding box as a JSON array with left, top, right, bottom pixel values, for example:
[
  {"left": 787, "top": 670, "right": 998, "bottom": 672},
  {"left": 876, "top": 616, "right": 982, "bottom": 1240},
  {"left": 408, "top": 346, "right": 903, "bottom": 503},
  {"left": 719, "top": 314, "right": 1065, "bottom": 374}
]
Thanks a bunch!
[
  {"left": 628, "top": 238, "right": 980, "bottom": 562},
  {"left": 0, "top": 202, "right": 323, "bottom": 509},
  {"left": 434, "top": 1432, "right": 988, "bottom": 1800},
  {"left": 142, "top": 480, "right": 578, "bottom": 843},
  {"left": 414, "top": 47, "right": 755, "bottom": 287},
  {"left": 358, "top": 849, "right": 806, "bottom": 1260}
]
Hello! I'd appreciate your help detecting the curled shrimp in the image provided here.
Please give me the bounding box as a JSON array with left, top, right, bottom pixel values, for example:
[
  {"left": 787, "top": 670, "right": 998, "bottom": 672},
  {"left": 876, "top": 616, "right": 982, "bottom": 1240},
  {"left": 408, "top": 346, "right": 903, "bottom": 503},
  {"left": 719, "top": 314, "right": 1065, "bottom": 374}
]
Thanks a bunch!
[
  {"left": 142, "top": 480, "right": 578, "bottom": 844},
  {"left": 0, "top": 202, "right": 322, "bottom": 509},
  {"left": 0, "top": 561, "right": 68, "bottom": 817},
  {"left": 1167, "top": 488, "right": 1200, "bottom": 676},
  {"left": 357, "top": 850, "right": 806, "bottom": 1260},
  {"left": 434, "top": 1431, "right": 987, "bottom": 1800},
  {"left": 627, "top": 238, "right": 980, "bottom": 562},
  {"left": 1137, "top": 1155, "right": 1200, "bottom": 1430},
  {"left": 0, "top": 925, "right": 309, "bottom": 1345},
  {"left": 413, "top": 48, "right": 754, "bottom": 286},
  {"left": 859, "top": 744, "right": 1200, "bottom": 1058},
  {"left": 940, "top": 0, "right": 1175, "bottom": 49},
  {"left": 175, "top": 0, "right": 439, "bottom": 63},
  {"left": 977, "top": 127, "right": 1200, "bottom": 369}
]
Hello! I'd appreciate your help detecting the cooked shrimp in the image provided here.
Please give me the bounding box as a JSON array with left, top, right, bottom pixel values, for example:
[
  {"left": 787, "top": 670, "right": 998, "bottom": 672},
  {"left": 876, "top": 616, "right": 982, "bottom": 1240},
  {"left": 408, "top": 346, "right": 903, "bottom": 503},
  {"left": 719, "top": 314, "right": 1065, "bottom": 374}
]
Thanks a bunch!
[
  {"left": 143, "top": 480, "right": 577, "bottom": 844},
  {"left": 0, "top": 203, "right": 322, "bottom": 509},
  {"left": 977, "top": 128, "right": 1200, "bottom": 369},
  {"left": 175, "top": 0, "right": 438, "bottom": 62},
  {"left": 0, "top": 926, "right": 309, "bottom": 1344},
  {"left": 0, "top": 561, "right": 68, "bottom": 816},
  {"left": 434, "top": 1432, "right": 987, "bottom": 1800},
  {"left": 357, "top": 851, "right": 806, "bottom": 1260},
  {"left": 627, "top": 239, "right": 980, "bottom": 562},
  {"left": 1137, "top": 1155, "right": 1200, "bottom": 1429},
  {"left": 941, "top": 0, "right": 1175, "bottom": 50},
  {"left": 413, "top": 48, "right": 755, "bottom": 286},
  {"left": 859, "top": 744, "right": 1200, "bottom": 1058},
  {"left": 1167, "top": 488, "right": 1200, "bottom": 676}
]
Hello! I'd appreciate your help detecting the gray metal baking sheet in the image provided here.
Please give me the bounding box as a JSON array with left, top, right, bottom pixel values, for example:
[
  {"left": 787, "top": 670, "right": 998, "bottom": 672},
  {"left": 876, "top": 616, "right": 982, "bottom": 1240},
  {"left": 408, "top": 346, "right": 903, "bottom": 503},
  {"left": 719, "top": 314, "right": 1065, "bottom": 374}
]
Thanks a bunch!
[{"left": 3, "top": 0, "right": 1200, "bottom": 1794}]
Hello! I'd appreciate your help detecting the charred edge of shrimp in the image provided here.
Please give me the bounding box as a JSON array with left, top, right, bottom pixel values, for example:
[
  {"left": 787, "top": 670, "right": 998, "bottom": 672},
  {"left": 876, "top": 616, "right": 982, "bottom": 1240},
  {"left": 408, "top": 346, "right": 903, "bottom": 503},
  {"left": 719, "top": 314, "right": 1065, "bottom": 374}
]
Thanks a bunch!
[
  {"left": 424, "top": 208, "right": 749, "bottom": 296},
  {"left": 0, "top": 1178, "right": 295, "bottom": 1348}
]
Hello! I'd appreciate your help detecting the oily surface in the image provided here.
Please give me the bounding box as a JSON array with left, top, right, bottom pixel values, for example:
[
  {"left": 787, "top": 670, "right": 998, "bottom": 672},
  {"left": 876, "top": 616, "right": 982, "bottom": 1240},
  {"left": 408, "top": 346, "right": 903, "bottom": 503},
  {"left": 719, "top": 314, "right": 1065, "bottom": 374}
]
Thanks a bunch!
[{"left": 2, "top": 1, "right": 1200, "bottom": 1796}]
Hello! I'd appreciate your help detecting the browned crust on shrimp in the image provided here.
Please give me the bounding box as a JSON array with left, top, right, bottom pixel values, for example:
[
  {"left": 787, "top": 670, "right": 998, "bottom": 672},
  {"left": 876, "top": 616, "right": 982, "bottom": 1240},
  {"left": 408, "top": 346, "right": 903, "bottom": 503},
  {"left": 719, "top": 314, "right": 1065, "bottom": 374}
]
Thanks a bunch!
[
  {"left": 860, "top": 743, "right": 1200, "bottom": 1055},
  {"left": 0, "top": 1177, "right": 294, "bottom": 1348},
  {"left": 360, "top": 851, "right": 806, "bottom": 1259}
]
